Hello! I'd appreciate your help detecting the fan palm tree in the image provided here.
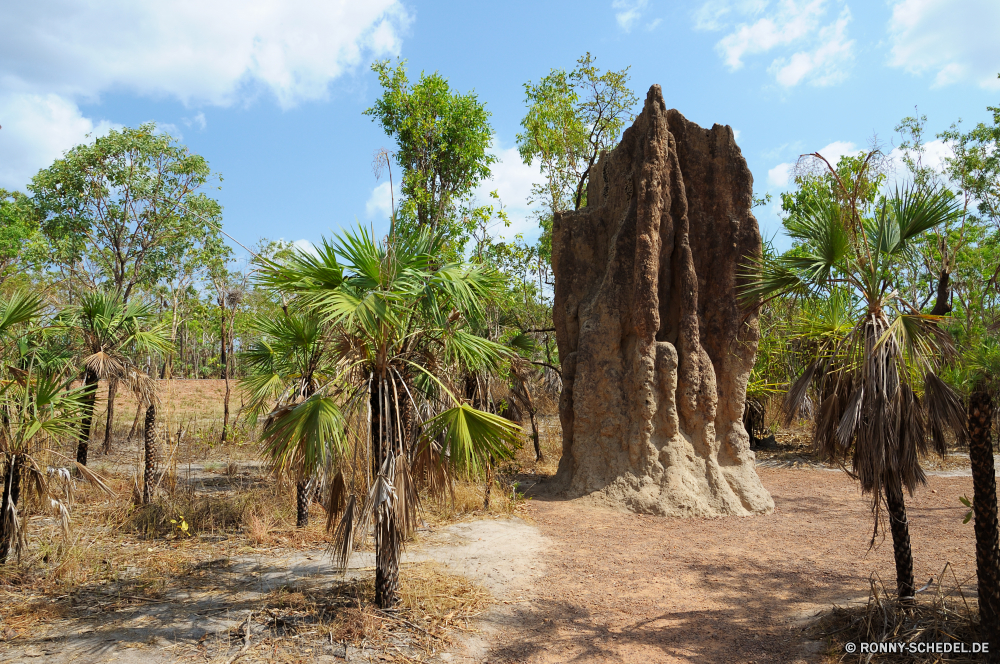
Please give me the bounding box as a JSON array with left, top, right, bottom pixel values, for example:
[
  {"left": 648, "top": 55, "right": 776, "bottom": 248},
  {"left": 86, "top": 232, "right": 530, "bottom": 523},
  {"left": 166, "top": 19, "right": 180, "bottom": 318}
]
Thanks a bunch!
[
  {"left": 66, "top": 292, "right": 170, "bottom": 464},
  {"left": 741, "top": 183, "right": 966, "bottom": 600},
  {"left": 256, "top": 226, "right": 522, "bottom": 608},
  {"left": 0, "top": 291, "right": 111, "bottom": 563},
  {"left": 948, "top": 339, "right": 1000, "bottom": 650},
  {"left": 241, "top": 312, "right": 331, "bottom": 527}
]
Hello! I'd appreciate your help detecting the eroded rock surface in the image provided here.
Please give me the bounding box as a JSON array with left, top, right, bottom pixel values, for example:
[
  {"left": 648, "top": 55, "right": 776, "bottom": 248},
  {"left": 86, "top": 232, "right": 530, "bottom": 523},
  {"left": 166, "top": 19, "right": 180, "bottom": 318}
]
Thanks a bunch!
[{"left": 552, "top": 84, "right": 774, "bottom": 517}]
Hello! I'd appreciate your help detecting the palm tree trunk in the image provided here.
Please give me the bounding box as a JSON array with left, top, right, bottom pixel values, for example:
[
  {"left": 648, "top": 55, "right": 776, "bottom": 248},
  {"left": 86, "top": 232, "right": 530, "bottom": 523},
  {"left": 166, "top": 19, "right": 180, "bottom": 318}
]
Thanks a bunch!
[
  {"left": 884, "top": 471, "right": 916, "bottom": 600},
  {"left": 143, "top": 405, "right": 157, "bottom": 504},
  {"left": 76, "top": 369, "right": 100, "bottom": 465},
  {"left": 296, "top": 479, "right": 310, "bottom": 528},
  {"left": 371, "top": 374, "right": 400, "bottom": 608},
  {"left": 102, "top": 378, "right": 118, "bottom": 454},
  {"left": 0, "top": 455, "right": 23, "bottom": 564},
  {"left": 375, "top": 509, "right": 400, "bottom": 607},
  {"left": 969, "top": 390, "right": 1000, "bottom": 652}
]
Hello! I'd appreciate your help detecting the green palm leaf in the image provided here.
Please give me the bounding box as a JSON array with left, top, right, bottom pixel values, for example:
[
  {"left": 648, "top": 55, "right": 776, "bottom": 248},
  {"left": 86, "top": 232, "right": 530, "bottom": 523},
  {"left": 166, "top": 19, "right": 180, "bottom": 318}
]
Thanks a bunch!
[{"left": 420, "top": 404, "right": 520, "bottom": 474}]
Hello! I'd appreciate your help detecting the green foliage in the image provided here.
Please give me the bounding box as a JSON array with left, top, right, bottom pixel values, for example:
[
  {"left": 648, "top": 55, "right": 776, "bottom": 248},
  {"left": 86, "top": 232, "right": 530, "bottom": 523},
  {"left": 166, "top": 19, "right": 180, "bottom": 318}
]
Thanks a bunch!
[
  {"left": 0, "top": 190, "right": 46, "bottom": 284},
  {"left": 365, "top": 60, "right": 497, "bottom": 245},
  {"left": 256, "top": 225, "right": 520, "bottom": 480},
  {"left": 517, "top": 53, "right": 639, "bottom": 261},
  {"left": 29, "top": 123, "right": 222, "bottom": 301}
]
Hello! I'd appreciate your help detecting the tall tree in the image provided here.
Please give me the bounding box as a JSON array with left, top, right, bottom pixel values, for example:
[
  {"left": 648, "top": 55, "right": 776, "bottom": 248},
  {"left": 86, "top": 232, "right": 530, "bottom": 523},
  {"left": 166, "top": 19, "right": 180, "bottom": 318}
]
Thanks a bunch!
[
  {"left": 242, "top": 312, "right": 331, "bottom": 527},
  {"left": 365, "top": 60, "right": 497, "bottom": 240},
  {"left": 29, "top": 123, "right": 222, "bottom": 303},
  {"left": 517, "top": 53, "right": 638, "bottom": 258},
  {"left": 0, "top": 190, "right": 45, "bottom": 286},
  {"left": 66, "top": 292, "right": 169, "bottom": 464}
]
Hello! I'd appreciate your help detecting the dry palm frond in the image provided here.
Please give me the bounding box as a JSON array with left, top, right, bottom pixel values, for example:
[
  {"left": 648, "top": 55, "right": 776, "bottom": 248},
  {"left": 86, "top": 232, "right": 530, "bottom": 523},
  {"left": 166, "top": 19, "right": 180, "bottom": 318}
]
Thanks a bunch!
[
  {"left": 1, "top": 499, "right": 26, "bottom": 561},
  {"left": 47, "top": 450, "right": 115, "bottom": 495},
  {"left": 924, "top": 371, "right": 967, "bottom": 455},
  {"left": 814, "top": 564, "right": 980, "bottom": 663},
  {"left": 84, "top": 351, "right": 126, "bottom": 379},
  {"left": 330, "top": 455, "right": 397, "bottom": 574},
  {"left": 393, "top": 453, "right": 420, "bottom": 539},
  {"left": 412, "top": 438, "right": 453, "bottom": 503},
  {"left": 330, "top": 494, "right": 359, "bottom": 573},
  {"left": 49, "top": 498, "right": 71, "bottom": 541},
  {"left": 46, "top": 467, "right": 74, "bottom": 505},
  {"left": 783, "top": 360, "right": 819, "bottom": 426},
  {"left": 120, "top": 367, "right": 159, "bottom": 408},
  {"left": 325, "top": 470, "right": 347, "bottom": 532},
  {"left": 836, "top": 385, "right": 865, "bottom": 450}
]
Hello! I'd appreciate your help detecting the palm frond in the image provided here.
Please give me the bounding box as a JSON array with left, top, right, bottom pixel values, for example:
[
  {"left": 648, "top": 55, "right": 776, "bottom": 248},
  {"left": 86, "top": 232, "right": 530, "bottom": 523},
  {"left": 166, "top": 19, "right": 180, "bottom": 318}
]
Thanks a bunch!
[
  {"left": 261, "top": 395, "right": 348, "bottom": 477},
  {"left": 924, "top": 372, "right": 967, "bottom": 455},
  {"left": 889, "top": 185, "right": 962, "bottom": 246},
  {"left": 420, "top": 404, "right": 520, "bottom": 475}
]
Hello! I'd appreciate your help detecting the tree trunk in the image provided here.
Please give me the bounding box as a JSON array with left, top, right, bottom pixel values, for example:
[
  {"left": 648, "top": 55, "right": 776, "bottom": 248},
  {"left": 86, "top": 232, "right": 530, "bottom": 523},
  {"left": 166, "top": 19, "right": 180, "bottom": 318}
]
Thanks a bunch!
[
  {"left": 483, "top": 456, "right": 494, "bottom": 510},
  {"left": 128, "top": 402, "right": 144, "bottom": 440},
  {"left": 102, "top": 379, "right": 118, "bottom": 454},
  {"left": 969, "top": 390, "right": 1000, "bottom": 655},
  {"left": 929, "top": 269, "right": 952, "bottom": 316},
  {"left": 76, "top": 369, "right": 100, "bottom": 465},
  {"left": 143, "top": 404, "right": 157, "bottom": 504},
  {"left": 295, "top": 479, "right": 310, "bottom": 528},
  {"left": 220, "top": 303, "right": 230, "bottom": 444},
  {"left": 219, "top": 301, "right": 227, "bottom": 380},
  {"left": 884, "top": 471, "right": 916, "bottom": 600},
  {"left": 0, "top": 455, "right": 23, "bottom": 564},
  {"left": 371, "top": 374, "right": 401, "bottom": 608},
  {"left": 529, "top": 410, "right": 542, "bottom": 462},
  {"left": 374, "top": 508, "right": 400, "bottom": 608},
  {"left": 221, "top": 376, "right": 230, "bottom": 444}
]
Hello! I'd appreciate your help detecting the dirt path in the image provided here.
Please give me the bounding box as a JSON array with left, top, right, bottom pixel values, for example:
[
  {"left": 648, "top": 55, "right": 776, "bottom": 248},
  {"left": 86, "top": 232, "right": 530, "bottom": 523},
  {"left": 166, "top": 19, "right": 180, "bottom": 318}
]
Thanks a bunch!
[
  {"left": 479, "top": 468, "right": 979, "bottom": 664},
  {"left": 0, "top": 467, "right": 980, "bottom": 663}
]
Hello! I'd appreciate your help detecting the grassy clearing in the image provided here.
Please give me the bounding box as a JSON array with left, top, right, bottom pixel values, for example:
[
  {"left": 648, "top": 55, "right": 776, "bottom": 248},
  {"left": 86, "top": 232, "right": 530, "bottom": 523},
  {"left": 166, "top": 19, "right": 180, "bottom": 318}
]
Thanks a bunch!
[{"left": 0, "top": 379, "right": 555, "bottom": 658}]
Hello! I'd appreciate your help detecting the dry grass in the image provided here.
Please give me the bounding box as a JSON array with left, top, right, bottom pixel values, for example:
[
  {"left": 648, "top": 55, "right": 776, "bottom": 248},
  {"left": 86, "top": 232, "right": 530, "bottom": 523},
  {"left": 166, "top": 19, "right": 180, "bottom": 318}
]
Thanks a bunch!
[
  {"left": 0, "top": 378, "right": 543, "bottom": 657},
  {"left": 251, "top": 561, "right": 491, "bottom": 653},
  {"left": 813, "top": 565, "right": 984, "bottom": 662}
]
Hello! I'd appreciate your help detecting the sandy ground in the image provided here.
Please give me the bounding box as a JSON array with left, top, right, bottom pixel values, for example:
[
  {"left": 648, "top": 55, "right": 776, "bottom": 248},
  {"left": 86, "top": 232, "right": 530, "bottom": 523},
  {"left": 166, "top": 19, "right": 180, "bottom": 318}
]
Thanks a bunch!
[
  {"left": 1, "top": 464, "right": 984, "bottom": 664},
  {"left": 480, "top": 467, "right": 979, "bottom": 664},
  {"left": 0, "top": 516, "right": 547, "bottom": 664}
]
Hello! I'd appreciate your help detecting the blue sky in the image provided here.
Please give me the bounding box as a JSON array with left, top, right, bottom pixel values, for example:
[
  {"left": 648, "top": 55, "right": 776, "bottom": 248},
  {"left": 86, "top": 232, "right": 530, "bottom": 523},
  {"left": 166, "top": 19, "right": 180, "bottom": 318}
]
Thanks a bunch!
[{"left": 2, "top": 0, "right": 999, "bottom": 259}]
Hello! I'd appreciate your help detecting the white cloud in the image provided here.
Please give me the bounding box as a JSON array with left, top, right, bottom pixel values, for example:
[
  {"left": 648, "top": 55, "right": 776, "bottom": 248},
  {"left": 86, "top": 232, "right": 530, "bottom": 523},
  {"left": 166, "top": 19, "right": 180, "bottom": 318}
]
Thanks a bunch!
[
  {"left": 887, "top": 0, "right": 1000, "bottom": 90},
  {"left": 733, "top": 128, "right": 742, "bottom": 141},
  {"left": 0, "top": 1, "right": 412, "bottom": 109},
  {"left": 814, "top": 140, "right": 861, "bottom": 167},
  {"left": 0, "top": 1, "right": 411, "bottom": 190},
  {"left": 473, "top": 146, "right": 547, "bottom": 243},
  {"left": 765, "top": 140, "right": 860, "bottom": 190},
  {"left": 693, "top": 0, "right": 768, "bottom": 31},
  {"left": 365, "top": 181, "right": 399, "bottom": 221},
  {"left": 715, "top": 0, "right": 825, "bottom": 70},
  {"left": 0, "top": 93, "right": 117, "bottom": 190},
  {"left": 155, "top": 123, "right": 183, "bottom": 140},
  {"left": 697, "top": 0, "right": 854, "bottom": 87},
  {"left": 292, "top": 239, "right": 319, "bottom": 256},
  {"left": 770, "top": 8, "right": 853, "bottom": 87},
  {"left": 767, "top": 162, "right": 793, "bottom": 187},
  {"left": 613, "top": 0, "right": 649, "bottom": 32},
  {"left": 887, "top": 138, "right": 954, "bottom": 182}
]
